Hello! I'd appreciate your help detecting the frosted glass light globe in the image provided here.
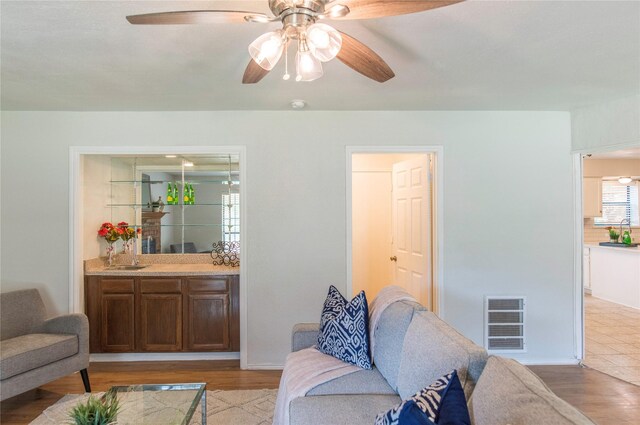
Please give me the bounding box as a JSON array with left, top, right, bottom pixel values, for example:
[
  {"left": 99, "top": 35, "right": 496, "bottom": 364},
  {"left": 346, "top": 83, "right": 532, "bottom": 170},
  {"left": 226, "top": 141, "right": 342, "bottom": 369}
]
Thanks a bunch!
[{"left": 305, "top": 23, "right": 342, "bottom": 62}]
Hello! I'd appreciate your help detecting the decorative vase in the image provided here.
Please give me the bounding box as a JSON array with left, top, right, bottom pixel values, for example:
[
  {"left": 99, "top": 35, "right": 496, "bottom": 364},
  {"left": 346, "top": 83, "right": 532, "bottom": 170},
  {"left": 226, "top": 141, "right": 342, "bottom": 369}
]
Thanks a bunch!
[
  {"left": 106, "top": 242, "right": 116, "bottom": 267},
  {"left": 122, "top": 240, "right": 131, "bottom": 254},
  {"left": 610, "top": 237, "right": 619, "bottom": 243}
]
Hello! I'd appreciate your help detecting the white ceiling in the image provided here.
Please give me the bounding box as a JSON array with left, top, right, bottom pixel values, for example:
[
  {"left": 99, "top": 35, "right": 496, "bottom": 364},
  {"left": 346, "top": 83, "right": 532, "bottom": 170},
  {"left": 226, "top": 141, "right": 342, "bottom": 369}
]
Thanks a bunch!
[{"left": 1, "top": 0, "right": 639, "bottom": 111}]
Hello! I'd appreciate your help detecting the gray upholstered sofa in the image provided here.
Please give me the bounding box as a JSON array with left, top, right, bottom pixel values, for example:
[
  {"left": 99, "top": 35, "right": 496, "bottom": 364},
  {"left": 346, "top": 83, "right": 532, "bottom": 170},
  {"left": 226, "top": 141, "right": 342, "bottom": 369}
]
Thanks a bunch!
[
  {"left": 288, "top": 300, "right": 595, "bottom": 425},
  {"left": 0, "top": 289, "right": 91, "bottom": 401}
]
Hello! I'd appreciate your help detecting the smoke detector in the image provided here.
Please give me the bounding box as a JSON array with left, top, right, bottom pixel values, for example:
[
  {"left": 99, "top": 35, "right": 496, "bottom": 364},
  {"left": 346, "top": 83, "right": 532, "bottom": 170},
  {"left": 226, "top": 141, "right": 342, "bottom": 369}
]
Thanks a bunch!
[{"left": 291, "top": 99, "right": 306, "bottom": 110}]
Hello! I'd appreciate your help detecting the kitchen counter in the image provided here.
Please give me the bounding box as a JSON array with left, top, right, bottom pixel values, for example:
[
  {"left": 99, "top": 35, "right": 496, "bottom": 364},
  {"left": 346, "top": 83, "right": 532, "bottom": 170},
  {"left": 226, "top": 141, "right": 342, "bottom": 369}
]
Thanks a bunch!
[
  {"left": 85, "top": 263, "right": 239, "bottom": 276},
  {"left": 586, "top": 244, "right": 640, "bottom": 253},
  {"left": 585, "top": 244, "right": 639, "bottom": 309}
]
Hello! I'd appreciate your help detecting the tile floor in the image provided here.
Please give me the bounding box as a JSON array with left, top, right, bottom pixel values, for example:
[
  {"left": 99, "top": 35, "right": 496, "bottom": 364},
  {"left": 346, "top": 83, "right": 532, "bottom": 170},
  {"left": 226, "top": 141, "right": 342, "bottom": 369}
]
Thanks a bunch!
[{"left": 584, "top": 294, "right": 640, "bottom": 386}]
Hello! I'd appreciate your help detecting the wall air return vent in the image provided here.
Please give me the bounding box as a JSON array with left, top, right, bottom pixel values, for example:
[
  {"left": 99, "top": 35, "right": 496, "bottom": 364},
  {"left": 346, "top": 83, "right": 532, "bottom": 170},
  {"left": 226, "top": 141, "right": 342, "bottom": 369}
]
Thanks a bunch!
[{"left": 484, "top": 296, "right": 526, "bottom": 353}]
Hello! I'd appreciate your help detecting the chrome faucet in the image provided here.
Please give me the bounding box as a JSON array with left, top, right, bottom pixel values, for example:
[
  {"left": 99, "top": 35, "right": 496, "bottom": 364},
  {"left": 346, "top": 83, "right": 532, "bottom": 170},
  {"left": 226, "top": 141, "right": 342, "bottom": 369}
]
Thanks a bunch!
[
  {"left": 620, "top": 219, "right": 632, "bottom": 244},
  {"left": 619, "top": 218, "right": 631, "bottom": 236}
]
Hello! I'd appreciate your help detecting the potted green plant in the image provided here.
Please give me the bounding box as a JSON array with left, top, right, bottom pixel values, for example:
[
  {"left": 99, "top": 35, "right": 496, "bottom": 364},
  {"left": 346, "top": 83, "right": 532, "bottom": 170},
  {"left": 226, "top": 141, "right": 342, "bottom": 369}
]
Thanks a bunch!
[
  {"left": 68, "top": 390, "right": 119, "bottom": 425},
  {"left": 605, "top": 226, "right": 619, "bottom": 243}
]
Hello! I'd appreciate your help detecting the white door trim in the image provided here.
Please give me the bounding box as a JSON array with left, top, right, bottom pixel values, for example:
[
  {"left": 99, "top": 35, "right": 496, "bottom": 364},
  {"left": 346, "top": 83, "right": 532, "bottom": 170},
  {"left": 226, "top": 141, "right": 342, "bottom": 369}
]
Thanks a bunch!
[
  {"left": 69, "top": 145, "right": 249, "bottom": 369},
  {"left": 572, "top": 152, "right": 584, "bottom": 362},
  {"left": 346, "top": 146, "right": 445, "bottom": 317}
]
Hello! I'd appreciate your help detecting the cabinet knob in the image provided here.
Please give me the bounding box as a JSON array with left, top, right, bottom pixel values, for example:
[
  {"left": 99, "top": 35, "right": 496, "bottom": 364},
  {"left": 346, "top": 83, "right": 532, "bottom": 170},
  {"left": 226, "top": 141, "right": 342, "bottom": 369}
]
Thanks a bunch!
[{"left": 390, "top": 256, "right": 397, "bottom": 262}]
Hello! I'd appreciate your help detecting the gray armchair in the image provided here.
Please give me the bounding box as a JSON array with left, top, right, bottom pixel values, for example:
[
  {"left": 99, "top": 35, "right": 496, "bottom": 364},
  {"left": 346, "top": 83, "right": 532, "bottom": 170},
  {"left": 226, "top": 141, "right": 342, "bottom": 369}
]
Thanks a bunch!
[{"left": 0, "top": 289, "right": 90, "bottom": 401}]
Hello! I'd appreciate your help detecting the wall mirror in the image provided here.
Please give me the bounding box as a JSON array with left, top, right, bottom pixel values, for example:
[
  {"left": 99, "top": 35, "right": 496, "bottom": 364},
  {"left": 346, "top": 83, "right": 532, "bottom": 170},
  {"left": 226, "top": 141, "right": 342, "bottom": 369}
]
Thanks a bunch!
[{"left": 107, "top": 154, "right": 240, "bottom": 254}]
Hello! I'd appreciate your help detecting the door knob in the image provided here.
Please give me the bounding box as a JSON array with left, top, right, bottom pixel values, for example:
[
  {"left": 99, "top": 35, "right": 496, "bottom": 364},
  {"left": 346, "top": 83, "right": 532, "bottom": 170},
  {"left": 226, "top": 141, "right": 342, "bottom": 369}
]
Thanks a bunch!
[{"left": 390, "top": 256, "right": 397, "bottom": 262}]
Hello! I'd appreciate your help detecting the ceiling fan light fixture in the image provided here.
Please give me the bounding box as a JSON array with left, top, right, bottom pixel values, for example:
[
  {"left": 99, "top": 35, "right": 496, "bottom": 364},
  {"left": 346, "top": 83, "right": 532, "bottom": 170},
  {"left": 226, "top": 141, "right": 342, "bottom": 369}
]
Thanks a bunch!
[
  {"left": 619, "top": 177, "right": 633, "bottom": 184},
  {"left": 306, "top": 23, "right": 342, "bottom": 62},
  {"left": 295, "top": 47, "right": 323, "bottom": 82},
  {"left": 248, "top": 30, "right": 285, "bottom": 70}
]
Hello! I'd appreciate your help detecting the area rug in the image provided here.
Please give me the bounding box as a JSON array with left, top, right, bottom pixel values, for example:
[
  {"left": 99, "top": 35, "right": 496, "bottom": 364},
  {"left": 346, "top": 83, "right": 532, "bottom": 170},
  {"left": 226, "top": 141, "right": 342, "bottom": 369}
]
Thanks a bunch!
[{"left": 30, "top": 388, "right": 277, "bottom": 425}]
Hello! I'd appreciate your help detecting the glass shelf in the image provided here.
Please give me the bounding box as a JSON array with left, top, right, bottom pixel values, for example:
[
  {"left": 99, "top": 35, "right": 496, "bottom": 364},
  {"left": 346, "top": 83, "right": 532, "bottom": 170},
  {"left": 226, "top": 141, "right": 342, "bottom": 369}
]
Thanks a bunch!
[
  {"left": 110, "top": 180, "right": 240, "bottom": 185},
  {"left": 130, "top": 224, "right": 228, "bottom": 227},
  {"left": 108, "top": 203, "right": 224, "bottom": 207}
]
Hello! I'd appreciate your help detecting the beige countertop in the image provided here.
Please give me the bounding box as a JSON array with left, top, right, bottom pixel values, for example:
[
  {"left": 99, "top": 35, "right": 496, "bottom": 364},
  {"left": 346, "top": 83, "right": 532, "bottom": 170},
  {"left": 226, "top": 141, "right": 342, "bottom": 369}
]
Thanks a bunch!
[
  {"left": 85, "top": 261, "right": 239, "bottom": 276},
  {"left": 586, "top": 244, "right": 640, "bottom": 254}
]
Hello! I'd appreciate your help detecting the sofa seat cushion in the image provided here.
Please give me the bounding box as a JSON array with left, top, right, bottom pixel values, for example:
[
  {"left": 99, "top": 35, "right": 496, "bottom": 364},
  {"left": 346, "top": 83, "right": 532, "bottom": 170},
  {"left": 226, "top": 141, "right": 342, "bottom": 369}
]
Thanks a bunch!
[
  {"left": 290, "top": 394, "right": 401, "bottom": 425},
  {"left": 306, "top": 366, "right": 396, "bottom": 396},
  {"left": 396, "top": 311, "right": 488, "bottom": 400},
  {"left": 0, "top": 333, "right": 78, "bottom": 380},
  {"left": 468, "top": 356, "right": 596, "bottom": 425}
]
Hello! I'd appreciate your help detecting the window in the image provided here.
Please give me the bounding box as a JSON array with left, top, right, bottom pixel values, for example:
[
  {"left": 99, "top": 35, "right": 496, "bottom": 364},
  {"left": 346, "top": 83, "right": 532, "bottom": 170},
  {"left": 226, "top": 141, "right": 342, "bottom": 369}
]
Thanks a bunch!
[
  {"left": 594, "top": 181, "right": 639, "bottom": 226},
  {"left": 222, "top": 193, "right": 240, "bottom": 242}
]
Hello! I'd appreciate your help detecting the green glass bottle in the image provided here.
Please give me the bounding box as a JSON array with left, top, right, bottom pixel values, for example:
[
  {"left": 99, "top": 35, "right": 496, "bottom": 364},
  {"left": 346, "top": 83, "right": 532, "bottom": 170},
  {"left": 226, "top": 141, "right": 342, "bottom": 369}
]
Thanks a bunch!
[
  {"left": 173, "top": 182, "right": 179, "bottom": 205},
  {"left": 190, "top": 183, "right": 196, "bottom": 205},
  {"left": 183, "top": 182, "right": 190, "bottom": 204},
  {"left": 166, "top": 183, "right": 174, "bottom": 205}
]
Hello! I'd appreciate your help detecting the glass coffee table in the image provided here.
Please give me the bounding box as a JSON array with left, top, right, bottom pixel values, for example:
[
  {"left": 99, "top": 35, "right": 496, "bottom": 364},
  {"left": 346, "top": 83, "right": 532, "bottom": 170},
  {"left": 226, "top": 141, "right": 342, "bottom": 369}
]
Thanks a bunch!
[{"left": 106, "top": 383, "right": 206, "bottom": 425}]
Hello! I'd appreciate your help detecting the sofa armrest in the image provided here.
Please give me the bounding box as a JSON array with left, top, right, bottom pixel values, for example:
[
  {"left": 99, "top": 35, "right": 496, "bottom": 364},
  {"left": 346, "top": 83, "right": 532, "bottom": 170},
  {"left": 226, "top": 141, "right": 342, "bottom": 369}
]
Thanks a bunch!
[
  {"left": 292, "top": 323, "right": 320, "bottom": 352},
  {"left": 37, "top": 314, "right": 90, "bottom": 356}
]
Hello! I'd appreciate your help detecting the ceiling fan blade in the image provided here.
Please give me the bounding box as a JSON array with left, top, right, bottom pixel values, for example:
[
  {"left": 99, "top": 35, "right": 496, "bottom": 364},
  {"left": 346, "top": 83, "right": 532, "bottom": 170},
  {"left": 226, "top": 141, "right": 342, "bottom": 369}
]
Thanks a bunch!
[
  {"left": 126, "top": 10, "right": 269, "bottom": 25},
  {"left": 328, "top": 0, "right": 464, "bottom": 20},
  {"left": 336, "top": 32, "right": 394, "bottom": 82},
  {"left": 242, "top": 59, "right": 270, "bottom": 84}
]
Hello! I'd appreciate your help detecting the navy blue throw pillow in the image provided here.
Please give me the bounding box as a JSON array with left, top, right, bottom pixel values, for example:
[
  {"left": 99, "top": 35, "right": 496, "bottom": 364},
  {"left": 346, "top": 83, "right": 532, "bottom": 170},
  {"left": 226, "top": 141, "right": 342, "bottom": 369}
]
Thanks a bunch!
[
  {"left": 437, "top": 370, "right": 471, "bottom": 425},
  {"left": 375, "top": 370, "right": 470, "bottom": 425},
  {"left": 317, "top": 285, "right": 371, "bottom": 369}
]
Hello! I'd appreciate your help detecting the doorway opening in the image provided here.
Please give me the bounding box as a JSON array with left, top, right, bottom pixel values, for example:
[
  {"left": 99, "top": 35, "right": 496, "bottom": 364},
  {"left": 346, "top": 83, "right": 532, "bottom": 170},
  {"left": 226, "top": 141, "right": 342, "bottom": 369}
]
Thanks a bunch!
[
  {"left": 579, "top": 147, "right": 640, "bottom": 385},
  {"left": 347, "top": 147, "right": 442, "bottom": 314}
]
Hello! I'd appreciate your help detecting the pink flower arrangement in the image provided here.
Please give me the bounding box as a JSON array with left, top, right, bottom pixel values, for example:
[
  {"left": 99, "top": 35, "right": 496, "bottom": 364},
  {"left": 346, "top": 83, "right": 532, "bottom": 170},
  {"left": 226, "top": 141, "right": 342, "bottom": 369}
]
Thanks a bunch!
[{"left": 97, "top": 222, "right": 121, "bottom": 243}]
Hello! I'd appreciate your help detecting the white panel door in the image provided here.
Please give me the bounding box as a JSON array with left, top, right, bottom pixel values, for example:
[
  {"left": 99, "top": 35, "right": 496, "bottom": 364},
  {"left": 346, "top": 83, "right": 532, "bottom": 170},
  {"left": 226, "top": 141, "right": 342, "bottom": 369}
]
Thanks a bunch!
[{"left": 392, "top": 156, "right": 431, "bottom": 307}]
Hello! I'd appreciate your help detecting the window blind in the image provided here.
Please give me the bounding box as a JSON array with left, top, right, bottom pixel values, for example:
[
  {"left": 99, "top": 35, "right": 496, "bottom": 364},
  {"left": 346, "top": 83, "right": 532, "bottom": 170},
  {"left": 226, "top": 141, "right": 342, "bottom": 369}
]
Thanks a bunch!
[
  {"left": 594, "top": 181, "right": 639, "bottom": 226},
  {"left": 222, "top": 193, "right": 240, "bottom": 242}
]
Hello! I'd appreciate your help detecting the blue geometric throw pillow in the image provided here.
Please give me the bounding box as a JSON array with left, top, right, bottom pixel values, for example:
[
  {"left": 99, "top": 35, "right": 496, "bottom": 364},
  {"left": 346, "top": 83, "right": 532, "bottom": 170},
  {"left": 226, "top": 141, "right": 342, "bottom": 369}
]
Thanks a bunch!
[
  {"left": 375, "top": 370, "right": 470, "bottom": 425},
  {"left": 317, "top": 285, "right": 371, "bottom": 369}
]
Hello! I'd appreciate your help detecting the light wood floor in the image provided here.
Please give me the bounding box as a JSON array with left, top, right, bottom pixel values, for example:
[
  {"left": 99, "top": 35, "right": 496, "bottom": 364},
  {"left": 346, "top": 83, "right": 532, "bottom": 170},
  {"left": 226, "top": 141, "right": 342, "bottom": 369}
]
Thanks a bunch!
[
  {"left": 1, "top": 361, "right": 638, "bottom": 424},
  {"left": 584, "top": 294, "right": 640, "bottom": 386}
]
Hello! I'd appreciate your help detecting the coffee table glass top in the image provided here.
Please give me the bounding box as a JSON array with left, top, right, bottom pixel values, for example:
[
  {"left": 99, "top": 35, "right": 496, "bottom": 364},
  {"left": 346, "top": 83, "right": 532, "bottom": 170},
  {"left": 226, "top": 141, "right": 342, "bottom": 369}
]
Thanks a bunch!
[{"left": 106, "top": 383, "right": 206, "bottom": 425}]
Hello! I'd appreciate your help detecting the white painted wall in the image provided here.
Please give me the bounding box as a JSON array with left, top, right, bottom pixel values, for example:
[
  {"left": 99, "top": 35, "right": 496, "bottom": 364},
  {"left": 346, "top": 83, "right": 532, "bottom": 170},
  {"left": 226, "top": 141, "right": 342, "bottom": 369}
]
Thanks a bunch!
[
  {"left": 82, "top": 156, "right": 135, "bottom": 258},
  {"left": 571, "top": 94, "right": 640, "bottom": 152},
  {"left": 0, "top": 111, "right": 574, "bottom": 366},
  {"left": 583, "top": 158, "right": 640, "bottom": 178},
  {"left": 352, "top": 169, "right": 393, "bottom": 299}
]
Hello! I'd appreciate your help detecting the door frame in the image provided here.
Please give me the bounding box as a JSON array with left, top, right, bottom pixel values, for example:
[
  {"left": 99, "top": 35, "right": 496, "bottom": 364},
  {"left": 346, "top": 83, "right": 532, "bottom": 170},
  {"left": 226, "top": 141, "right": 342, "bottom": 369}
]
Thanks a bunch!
[
  {"left": 69, "top": 145, "right": 248, "bottom": 368},
  {"left": 346, "top": 146, "right": 445, "bottom": 316},
  {"left": 572, "top": 143, "right": 640, "bottom": 362}
]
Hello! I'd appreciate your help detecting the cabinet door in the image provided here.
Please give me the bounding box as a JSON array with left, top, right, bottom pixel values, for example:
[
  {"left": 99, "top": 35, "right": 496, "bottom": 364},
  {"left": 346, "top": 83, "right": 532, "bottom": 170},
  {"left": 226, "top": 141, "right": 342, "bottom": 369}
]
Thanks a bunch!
[
  {"left": 139, "top": 294, "right": 182, "bottom": 351},
  {"left": 101, "top": 294, "right": 135, "bottom": 352},
  {"left": 583, "top": 177, "right": 603, "bottom": 218},
  {"left": 184, "top": 292, "right": 230, "bottom": 350}
]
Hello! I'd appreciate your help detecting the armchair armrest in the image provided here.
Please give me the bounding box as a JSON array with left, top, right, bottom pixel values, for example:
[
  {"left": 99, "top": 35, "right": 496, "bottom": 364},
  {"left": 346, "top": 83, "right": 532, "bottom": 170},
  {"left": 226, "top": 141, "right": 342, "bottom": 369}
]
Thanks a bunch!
[
  {"left": 292, "top": 323, "right": 320, "bottom": 352},
  {"left": 37, "top": 314, "right": 89, "bottom": 355}
]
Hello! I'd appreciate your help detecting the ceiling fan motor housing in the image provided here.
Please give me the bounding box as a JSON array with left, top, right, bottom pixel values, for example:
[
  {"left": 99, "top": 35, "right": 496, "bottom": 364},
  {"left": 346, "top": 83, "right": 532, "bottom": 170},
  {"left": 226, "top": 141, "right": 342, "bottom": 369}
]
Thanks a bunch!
[{"left": 269, "top": 0, "right": 326, "bottom": 22}]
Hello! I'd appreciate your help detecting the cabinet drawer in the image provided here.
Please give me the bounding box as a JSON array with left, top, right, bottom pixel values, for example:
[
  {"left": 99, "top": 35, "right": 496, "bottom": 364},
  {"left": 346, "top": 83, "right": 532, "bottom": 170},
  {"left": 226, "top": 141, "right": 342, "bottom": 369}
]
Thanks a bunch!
[
  {"left": 101, "top": 279, "right": 134, "bottom": 293},
  {"left": 187, "top": 278, "right": 229, "bottom": 292},
  {"left": 140, "top": 279, "right": 182, "bottom": 293}
]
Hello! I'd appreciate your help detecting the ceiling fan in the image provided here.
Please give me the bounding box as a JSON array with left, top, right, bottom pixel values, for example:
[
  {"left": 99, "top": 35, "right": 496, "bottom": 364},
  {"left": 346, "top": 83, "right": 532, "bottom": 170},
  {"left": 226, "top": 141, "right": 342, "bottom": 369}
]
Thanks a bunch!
[{"left": 127, "top": 0, "right": 464, "bottom": 84}]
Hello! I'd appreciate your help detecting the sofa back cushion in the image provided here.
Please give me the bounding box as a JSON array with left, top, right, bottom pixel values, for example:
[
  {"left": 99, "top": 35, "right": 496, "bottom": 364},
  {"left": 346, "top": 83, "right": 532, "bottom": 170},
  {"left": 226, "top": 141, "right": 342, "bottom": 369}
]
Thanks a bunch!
[
  {"left": 396, "top": 311, "right": 488, "bottom": 400},
  {"left": 0, "top": 289, "right": 46, "bottom": 341},
  {"left": 468, "top": 356, "right": 596, "bottom": 425},
  {"left": 373, "top": 300, "right": 424, "bottom": 391}
]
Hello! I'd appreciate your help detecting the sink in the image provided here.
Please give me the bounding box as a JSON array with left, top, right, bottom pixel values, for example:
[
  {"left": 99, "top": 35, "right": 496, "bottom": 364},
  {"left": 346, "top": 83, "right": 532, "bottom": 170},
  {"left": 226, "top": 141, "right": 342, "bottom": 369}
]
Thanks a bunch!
[
  {"left": 598, "top": 242, "right": 639, "bottom": 248},
  {"left": 111, "top": 265, "right": 148, "bottom": 270}
]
